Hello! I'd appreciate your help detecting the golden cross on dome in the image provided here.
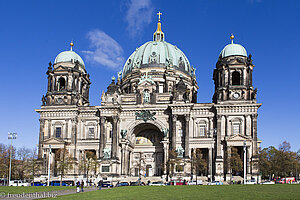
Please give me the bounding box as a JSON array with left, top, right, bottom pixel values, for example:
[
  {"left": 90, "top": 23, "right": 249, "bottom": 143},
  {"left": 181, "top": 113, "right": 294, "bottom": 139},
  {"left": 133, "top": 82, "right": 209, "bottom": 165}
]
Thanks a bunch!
[{"left": 157, "top": 11, "right": 162, "bottom": 21}]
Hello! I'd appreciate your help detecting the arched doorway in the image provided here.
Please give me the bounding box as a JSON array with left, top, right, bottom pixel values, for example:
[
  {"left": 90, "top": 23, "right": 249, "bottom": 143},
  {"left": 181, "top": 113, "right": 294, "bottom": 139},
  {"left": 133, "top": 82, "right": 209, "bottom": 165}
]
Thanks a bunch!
[{"left": 131, "top": 123, "right": 164, "bottom": 177}]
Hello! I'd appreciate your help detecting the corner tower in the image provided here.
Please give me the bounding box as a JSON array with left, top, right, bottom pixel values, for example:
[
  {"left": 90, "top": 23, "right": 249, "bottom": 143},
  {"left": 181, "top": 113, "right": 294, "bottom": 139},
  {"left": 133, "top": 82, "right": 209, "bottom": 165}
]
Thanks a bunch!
[
  {"left": 213, "top": 35, "right": 256, "bottom": 104},
  {"left": 43, "top": 42, "right": 91, "bottom": 106}
]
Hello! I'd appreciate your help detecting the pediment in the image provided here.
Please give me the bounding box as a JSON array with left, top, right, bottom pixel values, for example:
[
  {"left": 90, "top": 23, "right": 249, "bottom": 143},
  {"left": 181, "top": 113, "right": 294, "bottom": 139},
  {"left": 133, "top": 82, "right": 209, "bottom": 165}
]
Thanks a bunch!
[
  {"left": 226, "top": 134, "right": 250, "bottom": 141},
  {"left": 43, "top": 137, "right": 65, "bottom": 144},
  {"left": 53, "top": 65, "right": 67, "bottom": 72},
  {"left": 138, "top": 79, "right": 156, "bottom": 86}
]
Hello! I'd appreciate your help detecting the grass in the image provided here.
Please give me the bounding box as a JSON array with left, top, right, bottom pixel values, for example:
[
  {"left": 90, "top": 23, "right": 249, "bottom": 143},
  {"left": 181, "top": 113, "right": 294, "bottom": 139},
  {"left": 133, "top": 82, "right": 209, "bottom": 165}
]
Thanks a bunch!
[
  {"left": 0, "top": 186, "right": 75, "bottom": 194},
  {"left": 45, "top": 185, "right": 300, "bottom": 200}
]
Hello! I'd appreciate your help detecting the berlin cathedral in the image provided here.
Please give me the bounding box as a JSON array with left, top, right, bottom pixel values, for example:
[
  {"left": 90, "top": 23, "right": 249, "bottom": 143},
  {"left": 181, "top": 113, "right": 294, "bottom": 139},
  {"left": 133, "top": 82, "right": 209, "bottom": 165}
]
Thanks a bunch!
[{"left": 36, "top": 13, "right": 261, "bottom": 183}]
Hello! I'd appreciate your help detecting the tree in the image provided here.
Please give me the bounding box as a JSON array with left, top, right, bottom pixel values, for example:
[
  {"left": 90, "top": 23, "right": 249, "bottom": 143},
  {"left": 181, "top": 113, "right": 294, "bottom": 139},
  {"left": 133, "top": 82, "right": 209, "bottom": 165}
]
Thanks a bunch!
[
  {"left": 258, "top": 141, "right": 300, "bottom": 180},
  {"left": 16, "top": 147, "right": 31, "bottom": 180},
  {"left": 166, "top": 149, "right": 178, "bottom": 179},
  {"left": 191, "top": 149, "right": 207, "bottom": 177},
  {"left": 230, "top": 147, "right": 243, "bottom": 176},
  {"left": 78, "top": 151, "right": 97, "bottom": 184},
  {"left": 54, "top": 147, "right": 73, "bottom": 186}
]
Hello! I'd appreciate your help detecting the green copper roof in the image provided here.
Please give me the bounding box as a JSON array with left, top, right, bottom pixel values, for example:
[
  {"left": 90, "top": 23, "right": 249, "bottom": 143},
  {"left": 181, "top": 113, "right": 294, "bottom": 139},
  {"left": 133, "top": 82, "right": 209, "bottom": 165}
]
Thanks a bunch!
[
  {"left": 220, "top": 43, "right": 247, "bottom": 58},
  {"left": 54, "top": 50, "right": 85, "bottom": 69},
  {"left": 122, "top": 41, "right": 192, "bottom": 77}
]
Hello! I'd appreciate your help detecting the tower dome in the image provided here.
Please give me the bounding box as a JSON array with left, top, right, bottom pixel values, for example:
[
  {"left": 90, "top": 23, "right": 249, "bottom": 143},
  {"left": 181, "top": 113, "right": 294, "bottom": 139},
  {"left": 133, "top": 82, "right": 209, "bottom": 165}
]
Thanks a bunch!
[
  {"left": 54, "top": 42, "right": 85, "bottom": 69},
  {"left": 219, "top": 35, "right": 247, "bottom": 58},
  {"left": 122, "top": 13, "right": 193, "bottom": 78}
]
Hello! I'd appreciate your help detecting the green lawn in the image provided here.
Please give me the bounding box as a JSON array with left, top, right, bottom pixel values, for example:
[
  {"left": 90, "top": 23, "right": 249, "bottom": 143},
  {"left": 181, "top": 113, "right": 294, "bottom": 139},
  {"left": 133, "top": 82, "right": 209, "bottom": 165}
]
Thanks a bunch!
[
  {"left": 0, "top": 186, "right": 75, "bottom": 194},
  {"left": 45, "top": 185, "right": 300, "bottom": 200}
]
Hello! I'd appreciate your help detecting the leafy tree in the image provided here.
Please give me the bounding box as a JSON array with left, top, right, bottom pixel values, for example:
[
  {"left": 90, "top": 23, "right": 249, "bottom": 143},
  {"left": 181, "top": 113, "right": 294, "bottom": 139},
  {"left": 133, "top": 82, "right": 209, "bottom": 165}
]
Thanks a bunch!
[
  {"left": 230, "top": 147, "right": 243, "bottom": 176},
  {"left": 191, "top": 149, "right": 207, "bottom": 176},
  {"left": 54, "top": 147, "right": 73, "bottom": 186}
]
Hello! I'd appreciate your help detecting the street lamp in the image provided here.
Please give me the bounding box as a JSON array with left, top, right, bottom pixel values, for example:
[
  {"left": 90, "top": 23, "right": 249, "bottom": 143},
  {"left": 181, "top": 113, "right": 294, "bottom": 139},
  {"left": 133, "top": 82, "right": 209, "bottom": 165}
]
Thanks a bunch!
[
  {"left": 243, "top": 140, "right": 247, "bottom": 184},
  {"left": 8, "top": 132, "right": 17, "bottom": 185},
  {"left": 47, "top": 145, "right": 52, "bottom": 186}
]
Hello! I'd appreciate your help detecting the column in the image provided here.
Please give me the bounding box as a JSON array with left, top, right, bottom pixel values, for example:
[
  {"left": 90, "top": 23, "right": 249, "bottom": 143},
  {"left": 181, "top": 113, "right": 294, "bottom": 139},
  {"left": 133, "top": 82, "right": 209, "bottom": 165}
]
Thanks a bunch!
[
  {"left": 172, "top": 115, "right": 177, "bottom": 150},
  {"left": 216, "top": 115, "right": 222, "bottom": 158},
  {"left": 227, "top": 146, "right": 231, "bottom": 174},
  {"left": 111, "top": 116, "right": 119, "bottom": 159},
  {"left": 99, "top": 117, "right": 106, "bottom": 159},
  {"left": 208, "top": 148, "right": 213, "bottom": 181},
  {"left": 252, "top": 114, "right": 258, "bottom": 155},
  {"left": 162, "top": 141, "right": 169, "bottom": 175},
  {"left": 38, "top": 119, "right": 45, "bottom": 159},
  {"left": 184, "top": 115, "right": 190, "bottom": 158}
]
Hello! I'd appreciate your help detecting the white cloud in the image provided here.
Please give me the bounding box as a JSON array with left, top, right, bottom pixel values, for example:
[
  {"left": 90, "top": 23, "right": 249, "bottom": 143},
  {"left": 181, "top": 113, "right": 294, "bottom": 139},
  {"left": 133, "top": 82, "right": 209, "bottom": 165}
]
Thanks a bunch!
[
  {"left": 125, "top": 0, "right": 154, "bottom": 38},
  {"left": 82, "top": 29, "right": 125, "bottom": 70}
]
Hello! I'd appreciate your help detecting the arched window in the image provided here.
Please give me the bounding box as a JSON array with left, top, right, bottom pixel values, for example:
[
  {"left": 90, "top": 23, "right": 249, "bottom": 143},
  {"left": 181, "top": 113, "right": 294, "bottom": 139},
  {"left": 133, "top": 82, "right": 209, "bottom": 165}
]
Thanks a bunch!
[
  {"left": 232, "top": 71, "right": 241, "bottom": 85},
  {"left": 58, "top": 77, "right": 65, "bottom": 90}
]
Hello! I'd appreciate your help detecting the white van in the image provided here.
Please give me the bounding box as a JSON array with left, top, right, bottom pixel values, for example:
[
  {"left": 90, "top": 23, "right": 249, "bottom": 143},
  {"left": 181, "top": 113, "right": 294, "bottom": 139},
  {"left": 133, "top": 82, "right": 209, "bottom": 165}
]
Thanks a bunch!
[{"left": 9, "top": 180, "right": 30, "bottom": 186}]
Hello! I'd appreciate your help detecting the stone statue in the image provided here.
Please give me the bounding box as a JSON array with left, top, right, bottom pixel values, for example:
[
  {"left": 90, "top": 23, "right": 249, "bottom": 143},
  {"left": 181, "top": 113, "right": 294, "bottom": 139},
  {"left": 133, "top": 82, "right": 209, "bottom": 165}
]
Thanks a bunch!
[
  {"left": 101, "top": 91, "right": 106, "bottom": 103},
  {"left": 144, "top": 90, "right": 150, "bottom": 103},
  {"left": 176, "top": 146, "right": 184, "bottom": 158},
  {"left": 117, "top": 71, "right": 122, "bottom": 81},
  {"left": 42, "top": 95, "right": 47, "bottom": 106},
  {"left": 103, "top": 148, "right": 111, "bottom": 159},
  {"left": 121, "top": 129, "right": 127, "bottom": 139},
  {"left": 162, "top": 128, "right": 168, "bottom": 138}
]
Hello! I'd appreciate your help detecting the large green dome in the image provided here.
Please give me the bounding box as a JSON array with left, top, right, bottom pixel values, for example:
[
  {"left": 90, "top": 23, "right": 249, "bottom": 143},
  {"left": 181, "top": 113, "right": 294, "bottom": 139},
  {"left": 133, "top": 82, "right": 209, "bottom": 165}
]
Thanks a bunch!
[{"left": 122, "top": 40, "right": 192, "bottom": 77}]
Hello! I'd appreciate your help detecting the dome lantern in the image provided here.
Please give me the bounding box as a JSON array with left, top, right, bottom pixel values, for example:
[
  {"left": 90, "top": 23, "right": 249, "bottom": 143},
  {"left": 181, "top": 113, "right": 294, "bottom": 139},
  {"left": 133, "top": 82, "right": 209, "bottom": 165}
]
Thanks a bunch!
[{"left": 153, "top": 11, "right": 165, "bottom": 42}]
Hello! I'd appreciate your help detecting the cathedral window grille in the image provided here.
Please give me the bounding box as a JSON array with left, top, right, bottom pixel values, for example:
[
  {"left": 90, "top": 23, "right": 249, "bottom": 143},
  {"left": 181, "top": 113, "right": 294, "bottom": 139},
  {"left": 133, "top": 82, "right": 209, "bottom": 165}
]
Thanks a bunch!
[
  {"left": 88, "top": 128, "right": 95, "bottom": 139},
  {"left": 233, "top": 124, "right": 240, "bottom": 135},
  {"left": 199, "top": 125, "right": 206, "bottom": 137},
  {"left": 101, "top": 165, "right": 110, "bottom": 173},
  {"left": 232, "top": 71, "right": 241, "bottom": 85},
  {"left": 55, "top": 127, "right": 62, "bottom": 138},
  {"left": 178, "top": 129, "right": 183, "bottom": 137}
]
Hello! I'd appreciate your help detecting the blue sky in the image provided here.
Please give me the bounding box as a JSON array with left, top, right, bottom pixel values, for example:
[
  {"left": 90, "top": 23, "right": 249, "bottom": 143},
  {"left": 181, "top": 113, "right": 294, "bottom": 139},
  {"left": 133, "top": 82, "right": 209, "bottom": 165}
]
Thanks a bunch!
[{"left": 0, "top": 0, "right": 299, "bottom": 151}]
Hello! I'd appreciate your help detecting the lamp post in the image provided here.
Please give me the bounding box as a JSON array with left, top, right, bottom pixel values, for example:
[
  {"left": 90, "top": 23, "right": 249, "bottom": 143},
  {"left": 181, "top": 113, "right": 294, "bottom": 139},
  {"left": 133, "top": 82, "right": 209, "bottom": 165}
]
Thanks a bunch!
[
  {"left": 47, "top": 145, "right": 52, "bottom": 186},
  {"left": 243, "top": 140, "right": 247, "bottom": 184},
  {"left": 8, "top": 133, "right": 17, "bottom": 185}
]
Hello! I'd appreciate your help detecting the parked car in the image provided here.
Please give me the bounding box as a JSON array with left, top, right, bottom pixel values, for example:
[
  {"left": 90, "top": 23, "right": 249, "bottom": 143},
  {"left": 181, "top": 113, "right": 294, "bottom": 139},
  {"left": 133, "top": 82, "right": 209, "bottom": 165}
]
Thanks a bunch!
[
  {"left": 260, "top": 181, "right": 275, "bottom": 184},
  {"left": 102, "top": 181, "right": 113, "bottom": 188},
  {"left": 187, "top": 180, "right": 203, "bottom": 185},
  {"left": 50, "top": 181, "right": 69, "bottom": 186},
  {"left": 245, "top": 180, "right": 257, "bottom": 185},
  {"left": 278, "top": 177, "right": 295, "bottom": 184},
  {"left": 130, "top": 182, "right": 139, "bottom": 186},
  {"left": 117, "top": 182, "right": 129, "bottom": 187},
  {"left": 9, "top": 180, "right": 30, "bottom": 186},
  {"left": 207, "top": 181, "right": 223, "bottom": 185},
  {"left": 31, "top": 182, "right": 46, "bottom": 186},
  {"left": 149, "top": 181, "right": 165, "bottom": 186}
]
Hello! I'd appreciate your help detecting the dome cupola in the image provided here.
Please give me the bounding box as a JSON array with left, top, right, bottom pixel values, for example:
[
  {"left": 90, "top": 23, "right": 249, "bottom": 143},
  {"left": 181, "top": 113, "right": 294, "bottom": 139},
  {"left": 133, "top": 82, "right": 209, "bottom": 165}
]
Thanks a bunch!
[
  {"left": 219, "top": 34, "right": 247, "bottom": 58},
  {"left": 122, "top": 12, "right": 194, "bottom": 78},
  {"left": 54, "top": 42, "right": 85, "bottom": 69}
]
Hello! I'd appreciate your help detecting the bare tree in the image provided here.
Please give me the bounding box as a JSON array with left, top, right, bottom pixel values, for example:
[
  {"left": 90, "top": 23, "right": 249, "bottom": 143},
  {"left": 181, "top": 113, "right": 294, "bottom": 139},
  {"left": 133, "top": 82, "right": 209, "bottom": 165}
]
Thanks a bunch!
[{"left": 17, "top": 147, "right": 31, "bottom": 180}]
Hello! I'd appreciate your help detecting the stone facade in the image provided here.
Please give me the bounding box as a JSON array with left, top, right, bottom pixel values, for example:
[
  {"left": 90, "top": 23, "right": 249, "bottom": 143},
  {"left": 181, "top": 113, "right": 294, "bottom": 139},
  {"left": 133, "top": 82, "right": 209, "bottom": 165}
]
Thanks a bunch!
[{"left": 36, "top": 19, "right": 261, "bottom": 183}]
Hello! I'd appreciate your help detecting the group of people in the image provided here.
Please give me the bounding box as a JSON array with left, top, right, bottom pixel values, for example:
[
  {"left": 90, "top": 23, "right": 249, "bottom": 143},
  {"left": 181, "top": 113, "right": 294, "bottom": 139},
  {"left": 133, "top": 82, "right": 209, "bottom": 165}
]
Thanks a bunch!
[{"left": 76, "top": 180, "right": 84, "bottom": 193}]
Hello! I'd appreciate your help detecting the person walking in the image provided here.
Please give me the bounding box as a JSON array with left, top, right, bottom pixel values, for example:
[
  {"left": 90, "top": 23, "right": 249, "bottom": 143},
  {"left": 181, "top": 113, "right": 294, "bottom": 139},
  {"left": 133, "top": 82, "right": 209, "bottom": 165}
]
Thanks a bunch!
[
  {"left": 81, "top": 180, "right": 84, "bottom": 192},
  {"left": 98, "top": 180, "right": 103, "bottom": 190},
  {"left": 76, "top": 181, "right": 80, "bottom": 193}
]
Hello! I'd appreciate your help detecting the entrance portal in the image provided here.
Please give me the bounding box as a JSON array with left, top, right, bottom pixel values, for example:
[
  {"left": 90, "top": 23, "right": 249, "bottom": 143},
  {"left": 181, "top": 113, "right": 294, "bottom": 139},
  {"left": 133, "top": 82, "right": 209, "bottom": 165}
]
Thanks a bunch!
[{"left": 131, "top": 123, "right": 164, "bottom": 177}]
